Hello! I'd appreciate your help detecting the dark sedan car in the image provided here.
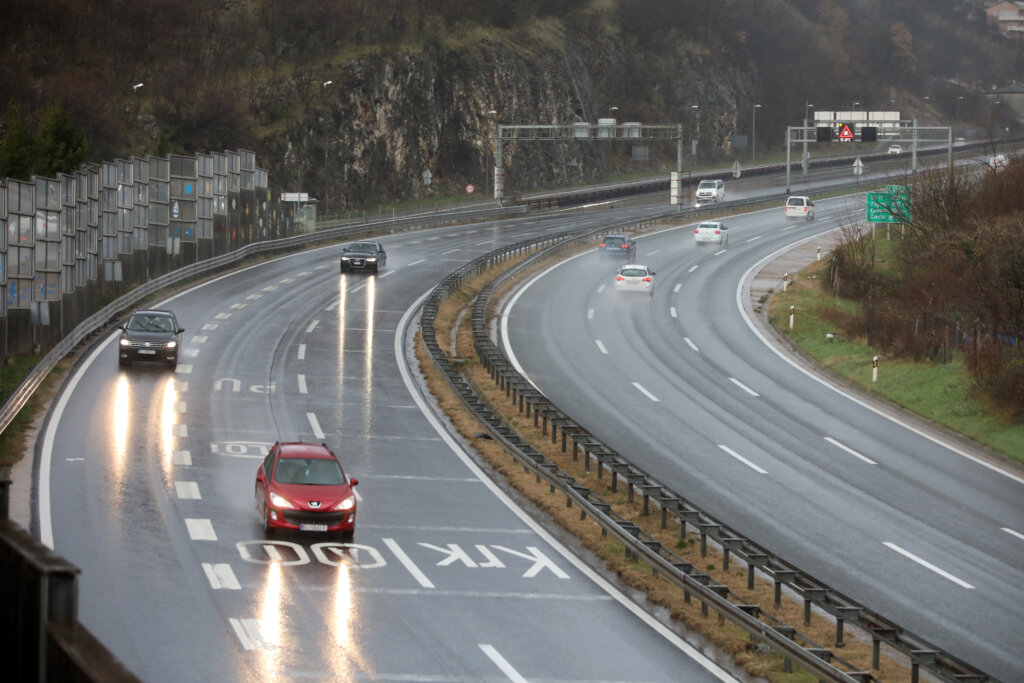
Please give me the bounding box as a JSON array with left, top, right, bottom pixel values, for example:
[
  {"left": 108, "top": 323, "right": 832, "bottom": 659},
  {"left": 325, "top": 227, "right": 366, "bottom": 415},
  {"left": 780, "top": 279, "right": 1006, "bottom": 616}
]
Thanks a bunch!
[
  {"left": 340, "top": 241, "right": 387, "bottom": 273},
  {"left": 598, "top": 234, "right": 636, "bottom": 258},
  {"left": 118, "top": 309, "right": 184, "bottom": 368},
  {"left": 255, "top": 442, "right": 358, "bottom": 541}
]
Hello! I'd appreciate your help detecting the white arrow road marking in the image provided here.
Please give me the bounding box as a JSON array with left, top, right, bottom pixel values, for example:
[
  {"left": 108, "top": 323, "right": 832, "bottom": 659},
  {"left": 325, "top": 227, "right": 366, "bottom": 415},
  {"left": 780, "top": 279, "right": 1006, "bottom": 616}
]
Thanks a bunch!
[
  {"left": 717, "top": 445, "right": 767, "bottom": 474},
  {"left": 479, "top": 644, "right": 528, "bottom": 683},
  {"left": 824, "top": 437, "right": 877, "bottom": 465},
  {"left": 203, "top": 563, "right": 240, "bottom": 590},
  {"left": 883, "top": 542, "right": 974, "bottom": 589}
]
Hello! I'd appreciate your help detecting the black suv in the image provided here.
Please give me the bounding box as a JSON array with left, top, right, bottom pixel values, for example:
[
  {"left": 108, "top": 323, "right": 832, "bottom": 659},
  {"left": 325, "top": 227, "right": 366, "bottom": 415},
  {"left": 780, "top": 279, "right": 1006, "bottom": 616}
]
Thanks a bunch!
[
  {"left": 598, "top": 234, "right": 636, "bottom": 258},
  {"left": 340, "top": 241, "right": 387, "bottom": 273},
  {"left": 118, "top": 309, "right": 184, "bottom": 368}
]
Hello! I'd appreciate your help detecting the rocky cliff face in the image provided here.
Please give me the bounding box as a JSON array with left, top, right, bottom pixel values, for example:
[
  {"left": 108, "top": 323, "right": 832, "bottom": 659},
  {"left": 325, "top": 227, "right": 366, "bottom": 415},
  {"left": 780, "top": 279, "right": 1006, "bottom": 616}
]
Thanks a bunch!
[{"left": 257, "top": 28, "right": 751, "bottom": 210}]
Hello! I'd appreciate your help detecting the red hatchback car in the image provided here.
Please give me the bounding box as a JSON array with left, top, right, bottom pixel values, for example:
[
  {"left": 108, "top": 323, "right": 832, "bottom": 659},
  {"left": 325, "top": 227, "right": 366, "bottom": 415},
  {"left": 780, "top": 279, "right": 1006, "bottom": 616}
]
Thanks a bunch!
[{"left": 255, "top": 442, "right": 358, "bottom": 541}]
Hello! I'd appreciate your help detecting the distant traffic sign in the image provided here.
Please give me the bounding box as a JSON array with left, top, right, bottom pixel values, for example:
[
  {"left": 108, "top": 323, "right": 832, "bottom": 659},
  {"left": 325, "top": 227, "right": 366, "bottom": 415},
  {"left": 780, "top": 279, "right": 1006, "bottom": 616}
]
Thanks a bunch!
[{"left": 838, "top": 124, "right": 854, "bottom": 142}]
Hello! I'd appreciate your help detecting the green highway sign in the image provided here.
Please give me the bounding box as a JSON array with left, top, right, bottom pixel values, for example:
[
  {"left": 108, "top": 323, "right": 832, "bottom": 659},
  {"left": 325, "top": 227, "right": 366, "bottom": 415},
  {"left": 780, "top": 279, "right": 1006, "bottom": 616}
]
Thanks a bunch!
[{"left": 867, "top": 188, "right": 911, "bottom": 223}]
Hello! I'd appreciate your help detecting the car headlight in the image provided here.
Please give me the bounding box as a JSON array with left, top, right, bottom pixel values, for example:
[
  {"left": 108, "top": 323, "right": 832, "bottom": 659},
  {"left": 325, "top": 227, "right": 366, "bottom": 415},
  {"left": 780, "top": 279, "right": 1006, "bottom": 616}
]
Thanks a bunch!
[
  {"left": 269, "top": 491, "right": 295, "bottom": 509},
  {"left": 365, "top": 257, "right": 376, "bottom": 262},
  {"left": 119, "top": 337, "right": 131, "bottom": 347},
  {"left": 334, "top": 495, "right": 356, "bottom": 511},
  {"left": 165, "top": 340, "right": 177, "bottom": 349}
]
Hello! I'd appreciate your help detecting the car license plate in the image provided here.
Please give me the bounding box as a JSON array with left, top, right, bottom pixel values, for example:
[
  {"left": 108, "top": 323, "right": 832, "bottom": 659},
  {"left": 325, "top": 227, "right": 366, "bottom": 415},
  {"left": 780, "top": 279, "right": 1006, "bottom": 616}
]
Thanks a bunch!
[
  {"left": 139, "top": 349, "right": 156, "bottom": 355},
  {"left": 300, "top": 523, "right": 328, "bottom": 532}
]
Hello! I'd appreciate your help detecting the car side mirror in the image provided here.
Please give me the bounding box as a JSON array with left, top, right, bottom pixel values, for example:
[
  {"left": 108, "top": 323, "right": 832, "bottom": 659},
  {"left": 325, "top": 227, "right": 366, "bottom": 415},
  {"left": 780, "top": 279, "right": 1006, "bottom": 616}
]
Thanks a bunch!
[
  {"left": 177, "top": 328, "right": 185, "bottom": 334},
  {"left": 349, "top": 477, "right": 359, "bottom": 487}
]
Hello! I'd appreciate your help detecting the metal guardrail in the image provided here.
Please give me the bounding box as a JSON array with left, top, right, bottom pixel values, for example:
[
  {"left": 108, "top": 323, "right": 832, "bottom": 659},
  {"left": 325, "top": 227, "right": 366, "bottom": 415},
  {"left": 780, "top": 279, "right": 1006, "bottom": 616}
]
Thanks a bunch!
[{"left": 417, "top": 217, "right": 992, "bottom": 683}]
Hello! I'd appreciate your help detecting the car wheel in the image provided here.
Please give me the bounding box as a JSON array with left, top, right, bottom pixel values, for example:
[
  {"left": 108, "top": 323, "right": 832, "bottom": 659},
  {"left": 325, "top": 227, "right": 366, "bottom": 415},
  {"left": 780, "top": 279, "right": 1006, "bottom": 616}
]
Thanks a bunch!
[{"left": 260, "top": 496, "right": 276, "bottom": 538}]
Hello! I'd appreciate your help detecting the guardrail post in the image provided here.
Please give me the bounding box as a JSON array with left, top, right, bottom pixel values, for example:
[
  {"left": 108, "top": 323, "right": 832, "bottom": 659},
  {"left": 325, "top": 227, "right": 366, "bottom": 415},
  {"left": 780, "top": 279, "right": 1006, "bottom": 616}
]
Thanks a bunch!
[
  {"left": 773, "top": 570, "right": 797, "bottom": 607},
  {"left": 869, "top": 627, "right": 899, "bottom": 670},
  {"left": 910, "top": 650, "right": 938, "bottom": 683},
  {"left": 746, "top": 553, "right": 768, "bottom": 590},
  {"left": 835, "top": 606, "right": 861, "bottom": 647},
  {"left": 803, "top": 588, "right": 829, "bottom": 626}
]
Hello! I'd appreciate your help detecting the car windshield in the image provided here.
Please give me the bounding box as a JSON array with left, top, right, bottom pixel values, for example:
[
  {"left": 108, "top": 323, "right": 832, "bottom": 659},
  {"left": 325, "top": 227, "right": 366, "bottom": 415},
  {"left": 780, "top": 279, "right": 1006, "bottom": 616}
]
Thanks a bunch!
[
  {"left": 348, "top": 243, "right": 377, "bottom": 254},
  {"left": 603, "top": 236, "right": 626, "bottom": 245},
  {"left": 275, "top": 458, "right": 346, "bottom": 485},
  {"left": 698, "top": 223, "right": 719, "bottom": 229},
  {"left": 787, "top": 198, "right": 805, "bottom": 206},
  {"left": 698, "top": 181, "right": 716, "bottom": 190},
  {"left": 127, "top": 315, "right": 174, "bottom": 332},
  {"left": 620, "top": 268, "right": 649, "bottom": 277}
]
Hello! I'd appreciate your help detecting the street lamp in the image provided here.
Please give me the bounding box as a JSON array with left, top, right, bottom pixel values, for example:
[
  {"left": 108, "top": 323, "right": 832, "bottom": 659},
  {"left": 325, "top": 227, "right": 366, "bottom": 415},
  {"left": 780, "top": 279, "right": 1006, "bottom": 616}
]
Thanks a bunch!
[
  {"left": 956, "top": 95, "right": 964, "bottom": 124},
  {"left": 752, "top": 103, "right": 762, "bottom": 165},
  {"left": 322, "top": 80, "right": 333, "bottom": 88},
  {"left": 132, "top": 82, "right": 144, "bottom": 92},
  {"left": 689, "top": 105, "right": 699, "bottom": 162},
  {"left": 803, "top": 103, "right": 813, "bottom": 173},
  {"left": 486, "top": 109, "right": 497, "bottom": 201},
  {"left": 851, "top": 101, "right": 860, "bottom": 111},
  {"left": 608, "top": 105, "right": 618, "bottom": 119}
]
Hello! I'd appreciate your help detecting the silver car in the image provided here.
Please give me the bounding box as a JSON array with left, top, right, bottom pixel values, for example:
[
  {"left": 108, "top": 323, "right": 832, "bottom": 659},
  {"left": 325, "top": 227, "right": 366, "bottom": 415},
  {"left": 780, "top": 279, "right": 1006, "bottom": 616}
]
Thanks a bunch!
[{"left": 614, "top": 264, "right": 655, "bottom": 296}]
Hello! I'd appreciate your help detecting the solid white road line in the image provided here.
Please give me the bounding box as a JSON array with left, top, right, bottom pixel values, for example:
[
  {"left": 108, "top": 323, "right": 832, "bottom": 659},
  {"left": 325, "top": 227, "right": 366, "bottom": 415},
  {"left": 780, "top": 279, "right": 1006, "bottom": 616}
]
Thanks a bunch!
[
  {"left": 824, "top": 436, "right": 877, "bottom": 465},
  {"left": 632, "top": 382, "right": 660, "bottom": 402},
  {"left": 883, "top": 542, "right": 975, "bottom": 589},
  {"left": 307, "top": 412, "right": 325, "bottom": 439},
  {"left": 383, "top": 537, "right": 435, "bottom": 588},
  {"left": 729, "top": 377, "right": 760, "bottom": 397},
  {"left": 1002, "top": 527, "right": 1024, "bottom": 541},
  {"left": 717, "top": 445, "right": 768, "bottom": 474},
  {"left": 185, "top": 518, "right": 217, "bottom": 541},
  {"left": 595, "top": 339, "right": 609, "bottom": 354},
  {"left": 479, "top": 644, "right": 529, "bottom": 683},
  {"left": 203, "top": 563, "right": 241, "bottom": 590}
]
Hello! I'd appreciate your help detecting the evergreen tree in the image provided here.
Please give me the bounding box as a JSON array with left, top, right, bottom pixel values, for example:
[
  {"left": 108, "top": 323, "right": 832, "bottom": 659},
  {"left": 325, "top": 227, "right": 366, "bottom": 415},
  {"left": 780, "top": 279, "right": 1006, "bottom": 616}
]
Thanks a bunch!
[
  {"left": 34, "top": 101, "right": 90, "bottom": 178},
  {"left": 0, "top": 103, "right": 36, "bottom": 181}
]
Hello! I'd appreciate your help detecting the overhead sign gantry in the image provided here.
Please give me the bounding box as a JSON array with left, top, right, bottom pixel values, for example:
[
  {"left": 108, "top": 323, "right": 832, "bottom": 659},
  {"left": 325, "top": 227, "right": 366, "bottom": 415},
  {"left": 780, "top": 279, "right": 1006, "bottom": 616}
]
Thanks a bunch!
[{"left": 491, "top": 123, "right": 683, "bottom": 205}]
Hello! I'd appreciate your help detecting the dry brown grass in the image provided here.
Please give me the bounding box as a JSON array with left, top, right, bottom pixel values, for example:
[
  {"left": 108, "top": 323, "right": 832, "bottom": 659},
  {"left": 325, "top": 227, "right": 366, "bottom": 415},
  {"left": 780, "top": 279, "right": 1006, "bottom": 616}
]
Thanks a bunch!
[{"left": 415, "top": 247, "right": 916, "bottom": 683}]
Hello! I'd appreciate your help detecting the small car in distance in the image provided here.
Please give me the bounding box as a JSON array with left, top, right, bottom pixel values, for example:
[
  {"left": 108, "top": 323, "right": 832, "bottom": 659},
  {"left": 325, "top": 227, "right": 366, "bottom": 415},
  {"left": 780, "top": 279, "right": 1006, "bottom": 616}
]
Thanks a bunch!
[
  {"left": 614, "top": 264, "right": 655, "bottom": 296},
  {"left": 695, "top": 179, "right": 725, "bottom": 204},
  {"left": 954, "top": 137, "right": 966, "bottom": 146},
  {"left": 340, "top": 241, "right": 387, "bottom": 273},
  {"left": 255, "top": 441, "right": 358, "bottom": 541},
  {"left": 693, "top": 221, "right": 729, "bottom": 246},
  {"left": 784, "top": 195, "right": 815, "bottom": 220},
  {"left": 887, "top": 144, "right": 902, "bottom": 155},
  {"left": 598, "top": 234, "right": 636, "bottom": 258},
  {"left": 118, "top": 309, "right": 184, "bottom": 368}
]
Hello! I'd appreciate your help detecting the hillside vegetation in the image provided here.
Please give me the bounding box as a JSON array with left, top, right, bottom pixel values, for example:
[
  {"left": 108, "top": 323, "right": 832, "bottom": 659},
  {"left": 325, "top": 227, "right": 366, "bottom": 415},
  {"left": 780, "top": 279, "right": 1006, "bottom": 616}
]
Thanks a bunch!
[{"left": 1, "top": 0, "right": 1020, "bottom": 208}]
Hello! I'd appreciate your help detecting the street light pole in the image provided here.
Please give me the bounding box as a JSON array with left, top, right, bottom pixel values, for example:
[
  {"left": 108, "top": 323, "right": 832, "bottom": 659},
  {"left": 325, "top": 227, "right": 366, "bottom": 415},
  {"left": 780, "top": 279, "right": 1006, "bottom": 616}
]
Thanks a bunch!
[
  {"left": 956, "top": 96, "right": 963, "bottom": 125},
  {"left": 486, "top": 109, "right": 497, "bottom": 201},
  {"left": 689, "top": 104, "right": 698, "bottom": 163},
  {"left": 322, "top": 80, "right": 333, "bottom": 211},
  {"left": 752, "top": 103, "right": 761, "bottom": 165},
  {"left": 803, "top": 102, "right": 813, "bottom": 175}
]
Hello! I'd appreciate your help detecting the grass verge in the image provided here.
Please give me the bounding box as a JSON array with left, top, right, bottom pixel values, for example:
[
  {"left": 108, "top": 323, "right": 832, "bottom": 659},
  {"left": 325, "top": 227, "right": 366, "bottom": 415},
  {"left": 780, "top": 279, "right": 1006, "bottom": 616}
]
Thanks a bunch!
[{"left": 766, "top": 260, "right": 1024, "bottom": 464}]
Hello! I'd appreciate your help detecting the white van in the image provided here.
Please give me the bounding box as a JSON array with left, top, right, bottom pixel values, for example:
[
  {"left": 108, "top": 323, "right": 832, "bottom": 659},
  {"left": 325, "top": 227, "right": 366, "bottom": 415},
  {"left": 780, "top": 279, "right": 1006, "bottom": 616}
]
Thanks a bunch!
[
  {"left": 695, "top": 179, "right": 725, "bottom": 204},
  {"left": 784, "top": 195, "right": 815, "bottom": 220}
]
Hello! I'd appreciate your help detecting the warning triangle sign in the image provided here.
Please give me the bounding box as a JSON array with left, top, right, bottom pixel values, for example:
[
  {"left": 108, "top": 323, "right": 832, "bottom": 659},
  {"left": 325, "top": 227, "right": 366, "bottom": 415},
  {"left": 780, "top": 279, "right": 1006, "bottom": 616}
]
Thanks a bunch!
[{"left": 839, "top": 124, "right": 854, "bottom": 141}]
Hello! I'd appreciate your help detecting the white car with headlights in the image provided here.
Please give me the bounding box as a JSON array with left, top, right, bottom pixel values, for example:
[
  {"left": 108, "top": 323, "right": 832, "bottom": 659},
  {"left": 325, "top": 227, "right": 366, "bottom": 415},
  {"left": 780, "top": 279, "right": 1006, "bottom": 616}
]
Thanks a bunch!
[
  {"left": 695, "top": 179, "right": 725, "bottom": 204},
  {"left": 693, "top": 221, "right": 729, "bottom": 246},
  {"left": 614, "top": 264, "right": 655, "bottom": 296}
]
